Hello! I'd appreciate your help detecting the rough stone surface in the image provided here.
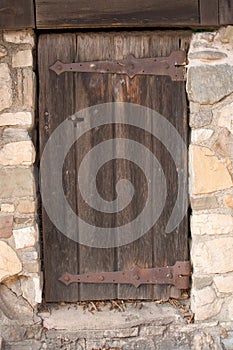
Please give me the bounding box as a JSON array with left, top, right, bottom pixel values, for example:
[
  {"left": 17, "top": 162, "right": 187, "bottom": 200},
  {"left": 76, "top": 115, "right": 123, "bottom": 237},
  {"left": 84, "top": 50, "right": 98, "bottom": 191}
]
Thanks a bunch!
[
  {"left": 0, "top": 112, "right": 33, "bottom": 128},
  {"left": 0, "top": 168, "right": 35, "bottom": 198},
  {"left": 214, "top": 275, "right": 233, "bottom": 294},
  {"left": 13, "top": 226, "right": 37, "bottom": 249},
  {"left": 188, "top": 50, "right": 227, "bottom": 60},
  {"left": 12, "top": 50, "right": 33, "bottom": 68},
  {"left": 18, "top": 200, "right": 35, "bottom": 214},
  {"left": 0, "top": 45, "right": 7, "bottom": 58},
  {"left": 21, "top": 276, "right": 42, "bottom": 307},
  {"left": 190, "top": 111, "right": 213, "bottom": 128},
  {"left": 224, "top": 194, "right": 233, "bottom": 209},
  {"left": 187, "top": 64, "right": 233, "bottom": 104},
  {"left": 190, "top": 196, "right": 219, "bottom": 210},
  {"left": 17, "top": 69, "right": 35, "bottom": 109},
  {"left": 191, "top": 214, "right": 233, "bottom": 235},
  {"left": 191, "top": 128, "right": 214, "bottom": 143},
  {"left": 3, "top": 128, "right": 29, "bottom": 139},
  {"left": 217, "top": 102, "right": 233, "bottom": 133},
  {"left": 0, "top": 141, "right": 35, "bottom": 166},
  {"left": 0, "top": 215, "right": 13, "bottom": 238},
  {"left": 3, "top": 30, "right": 34, "bottom": 46},
  {"left": 0, "top": 241, "right": 22, "bottom": 282},
  {"left": 191, "top": 146, "right": 232, "bottom": 194},
  {"left": 0, "top": 63, "right": 12, "bottom": 112},
  {"left": 0, "top": 203, "right": 15, "bottom": 213},
  {"left": 192, "top": 237, "right": 233, "bottom": 274},
  {"left": 213, "top": 129, "right": 233, "bottom": 158}
]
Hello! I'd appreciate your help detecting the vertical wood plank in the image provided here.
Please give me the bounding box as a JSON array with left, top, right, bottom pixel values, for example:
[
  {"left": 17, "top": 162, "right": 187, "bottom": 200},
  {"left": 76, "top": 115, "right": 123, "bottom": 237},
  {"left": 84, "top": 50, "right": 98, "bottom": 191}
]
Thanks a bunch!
[
  {"left": 200, "top": 0, "right": 219, "bottom": 25},
  {"left": 219, "top": 0, "right": 233, "bottom": 24},
  {"left": 39, "top": 34, "right": 79, "bottom": 302}
]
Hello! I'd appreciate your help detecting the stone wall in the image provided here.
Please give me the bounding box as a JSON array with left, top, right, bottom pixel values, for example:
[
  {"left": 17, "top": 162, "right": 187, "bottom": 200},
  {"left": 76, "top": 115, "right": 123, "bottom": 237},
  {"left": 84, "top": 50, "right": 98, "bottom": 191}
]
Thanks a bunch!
[
  {"left": 187, "top": 27, "right": 233, "bottom": 322},
  {"left": 0, "top": 30, "right": 42, "bottom": 340}
]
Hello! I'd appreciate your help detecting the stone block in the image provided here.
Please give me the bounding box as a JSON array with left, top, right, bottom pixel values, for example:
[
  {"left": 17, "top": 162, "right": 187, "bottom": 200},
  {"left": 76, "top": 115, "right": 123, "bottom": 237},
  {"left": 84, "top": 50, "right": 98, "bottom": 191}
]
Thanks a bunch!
[
  {"left": 187, "top": 64, "right": 233, "bottom": 104},
  {"left": 0, "top": 168, "right": 35, "bottom": 199},
  {"left": 13, "top": 226, "right": 38, "bottom": 249},
  {"left": 191, "top": 128, "right": 213, "bottom": 143},
  {"left": 0, "top": 215, "right": 13, "bottom": 238},
  {"left": 3, "top": 128, "right": 29, "bottom": 139},
  {"left": 214, "top": 275, "right": 233, "bottom": 294},
  {"left": 0, "top": 141, "right": 35, "bottom": 166},
  {"left": 191, "top": 214, "right": 233, "bottom": 235},
  {"left": 193, "top": 276, "right": 213, "bottom": 290},
  {"left": 1, "top": 203, "right": 15, "bottom": 213},
  {"left": 3, "top": 30, "right": 34, "bottom": 46},
  {"left": 17, "top": 69, "right": 36, "bottom": 109},
  {"left": 0, "top": 45, "right": 7, "bottom": 58},
  {"left": 217, "top": 102, "right": 233, "bottom": 133},
  {"left": 192, "top": 237, "right": 233, "bottom": 274},
  {"left": 224, "top": 195, "right": 233, "bottom": 209},
  {"left": 190, "top": 196, "right": 218, "bottom": 210},
  {"left": 188, "top": 50, "right": 227, "bottom": 61},
  {"left": 190, "top": 111, "right": 213, "bottom": 128},
  {"left": 213, "top": 129, "right": 233, "bottom": 158},
  {"left": 0, "top": 241, "right": 22, "bottom": 282},
  {"left": 0, "top": 112, "right": 33, "bottom": 129},
  {"left": 18, "top": 200, "right": 36, "bottom": 214},
  {"left": 0, "top": 63, "right": 12, "bottom": 112},
  {"left": 12, "top": 50, "right": 33, "bottom": 68},
  {"left": 190, "top": 145, "right": 232, "bottom": 194},
  {"left": 192, "top": 289, "right": 223, "bottom": 321},
  {"left": 21, "top": 276, "right": 42, "bottom": 307}
]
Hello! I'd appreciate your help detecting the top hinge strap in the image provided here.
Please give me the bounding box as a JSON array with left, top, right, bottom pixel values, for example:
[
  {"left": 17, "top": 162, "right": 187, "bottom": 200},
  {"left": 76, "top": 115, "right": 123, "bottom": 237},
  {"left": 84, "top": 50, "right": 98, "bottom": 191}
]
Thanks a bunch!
[{"left": 50, "top": 51, "right": 186, "bottom": 81}]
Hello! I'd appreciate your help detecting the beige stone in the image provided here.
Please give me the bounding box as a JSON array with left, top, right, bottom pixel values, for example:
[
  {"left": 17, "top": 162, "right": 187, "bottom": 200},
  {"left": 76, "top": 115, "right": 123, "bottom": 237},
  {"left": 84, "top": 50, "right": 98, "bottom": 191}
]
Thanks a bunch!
[
  {"left": 191, "top": 214, "right": 233, "bottom": 235},
  {"left": 0, "top": 63, "right": 12, "bottom": 112},
  {"left": 190, "top": 196, "right": 218, "bottom": 210},
  {"left": 18, "top": 200, "right": 35, "bottom": 214},
  {"left": 217, "top": 102, "right": 233, "bottom": 133},
  {"left": 17, "top": 69, "right": 36, "bottom": 109},
  {"left": 0, "top": 141, "right": 35, "bottom": 166},
  {"left": 0, "top": 215, "right": 13, "bottom": 238},
  {"left": 228, "top": 299, "right": 233, "bottom": 320},
  {"left": 0, "top": 168, "right": 35, "bottom": 199},
  {"left": 213, "top": 129, "right": 233, "bottom": 158},
  {"left": 12, "top": 50, "right": 33, "bottom": 68},
  {"left": 0, "top": 111, "right": 33, "bottom": 128},
  {"left": 191, "top": 129, "right": 213, "bottom": 143},
  {"left": 224, "top": 195, "right": 233, "bottom": 209},
  {"left": 0, "top": 45, "right": 7, "bottom": 58},
  {"left": 214, "top": 275, "right": 233, "bottom": 293},
  {"left": 1, "top": 203, "right": 15, "bottom": 213},
  {"left": 13, "top": 226, "right": 37, "bottom": 249},
  {"left": 191, "top": 146, "right": 232, "bottom": 195},
  {"left": 194, "top": 299, "right": 223, "bottom": 321},
  {"left": 3, "top": 30, "right": 34, "bottom": 46},
  {"left": 21, "top": 276, "right": 41, "bottom": 307},
  {"left": 0, "top": 241, "right": 22, "bottom": 282},
  {"left": 192, "top": 237, "right": 233, "bottom": 274}
]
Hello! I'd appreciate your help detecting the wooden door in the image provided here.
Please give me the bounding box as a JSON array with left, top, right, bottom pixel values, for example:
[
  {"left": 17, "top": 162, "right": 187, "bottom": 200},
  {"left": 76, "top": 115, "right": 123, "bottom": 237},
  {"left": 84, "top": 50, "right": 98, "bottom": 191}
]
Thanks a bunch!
[{"left": 39, "top": 31, "right": 191, "bottom": 302}]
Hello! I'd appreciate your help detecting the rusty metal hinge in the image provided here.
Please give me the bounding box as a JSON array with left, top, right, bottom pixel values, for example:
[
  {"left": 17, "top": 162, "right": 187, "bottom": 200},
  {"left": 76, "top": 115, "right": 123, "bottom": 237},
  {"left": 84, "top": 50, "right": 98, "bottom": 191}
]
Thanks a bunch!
[
  {"left": 50, "top": 51, "right": 186, "bottom": 81},
  {"left": 59, "top": 261, "right": 191, "bottom": 290}
]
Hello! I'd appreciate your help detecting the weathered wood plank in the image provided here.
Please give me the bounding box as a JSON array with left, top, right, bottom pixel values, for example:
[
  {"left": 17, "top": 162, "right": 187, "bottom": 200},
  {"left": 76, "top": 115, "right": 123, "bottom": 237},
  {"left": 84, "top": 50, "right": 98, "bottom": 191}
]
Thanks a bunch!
[
  {"left": 39, "top": 34, "right": 79, "bottom": 302},
  {"left": 219, "top": 0, "right": 233, "bottom": 24},
  {"left": 35, "top": 0, "right": 199, "bottom": 29},
  {"left": 199, "top": 0, "right": 219, "bottom": 25},
  {"left": 0, "top": 0, "right": 35, "bottom": 29}
]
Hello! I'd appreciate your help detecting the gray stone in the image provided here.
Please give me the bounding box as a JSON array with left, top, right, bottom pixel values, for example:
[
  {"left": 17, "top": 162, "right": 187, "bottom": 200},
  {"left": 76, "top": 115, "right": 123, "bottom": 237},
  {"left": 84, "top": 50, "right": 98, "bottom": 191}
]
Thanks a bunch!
[
  {"left": 122, "top": 338, "right": 155, "bottom": 350},
  {"left": 190, "top": 111, "right": 213, "bottom": 128},
  {"left": 189, "top": 50, "right": 227, "bottom": 60},
  {"left": 0, "top": 168, "right": 35, "bottom": 199},
  {"left": 187, "top": 64, "right": 233, "bottom": 104},
  {"left": 4, "top": 340, "right": 41, "bottom": 350},
  {"left": 221, "top": 332, "right": 233, "bottom": 350},
  {"left": 193, "top": 276, "right": 213, "bottom": 290},
  {"left": 190, "top": 197, "right": 219, "bottom": 211},
  {"left": 0, "top": 63, "right": 12, "bottom": 112}
]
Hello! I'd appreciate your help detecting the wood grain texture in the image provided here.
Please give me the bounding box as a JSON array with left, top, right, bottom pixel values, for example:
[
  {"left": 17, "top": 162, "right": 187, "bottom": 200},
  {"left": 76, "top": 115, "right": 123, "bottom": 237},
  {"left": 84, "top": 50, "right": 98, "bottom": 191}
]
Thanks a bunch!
[
  {"left": 39, "top": 31, "right": 191, "bottom": 302},
  {"left": 199, "top": 0, "right": 219, "bottom": 25},
  {"left": 35, "top": 0, "right": 199, "bottom": 28},
  {"left": 219, "top": 0, "right": 233, "bottom": 24},
  {"left": 0, "top": 0, "right": 35, "bottom": 29}
]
